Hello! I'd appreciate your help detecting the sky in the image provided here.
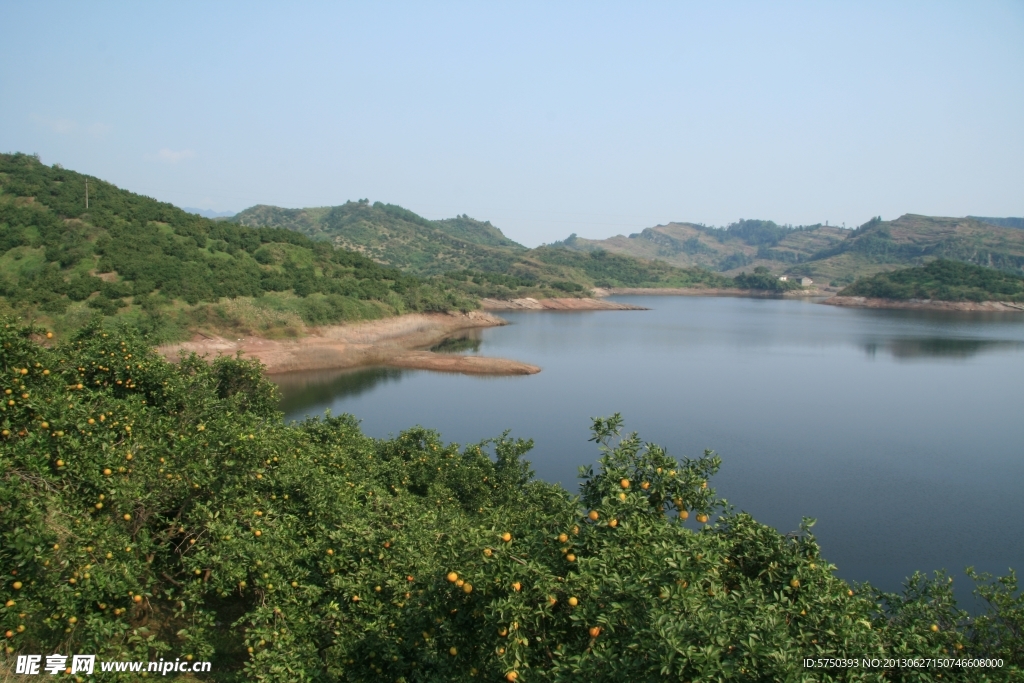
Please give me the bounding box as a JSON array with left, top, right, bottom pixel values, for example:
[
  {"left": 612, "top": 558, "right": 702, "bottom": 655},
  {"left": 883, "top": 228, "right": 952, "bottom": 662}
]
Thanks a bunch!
[{"left": 2, "top": 1, "right": 1022, "bottom": 247}]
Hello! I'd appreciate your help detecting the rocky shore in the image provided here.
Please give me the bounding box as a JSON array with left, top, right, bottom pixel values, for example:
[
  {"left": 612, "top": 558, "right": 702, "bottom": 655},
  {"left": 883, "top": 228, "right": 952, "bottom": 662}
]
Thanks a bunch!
[{"left": 158, "top": 310, "right": 541, "bottom": 376}]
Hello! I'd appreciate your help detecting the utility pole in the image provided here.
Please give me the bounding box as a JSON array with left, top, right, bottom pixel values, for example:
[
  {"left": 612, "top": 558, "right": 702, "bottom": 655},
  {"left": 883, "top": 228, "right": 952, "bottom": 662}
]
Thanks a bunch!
[{"left": 85, "top": 179, "right": 89, "bottom": 210}]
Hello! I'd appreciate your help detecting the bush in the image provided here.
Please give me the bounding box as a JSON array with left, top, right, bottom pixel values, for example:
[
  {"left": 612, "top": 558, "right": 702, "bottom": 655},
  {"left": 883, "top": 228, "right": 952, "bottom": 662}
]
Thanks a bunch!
[{"left": 0, "top": 320, "right": 1019, "bottom": 681}]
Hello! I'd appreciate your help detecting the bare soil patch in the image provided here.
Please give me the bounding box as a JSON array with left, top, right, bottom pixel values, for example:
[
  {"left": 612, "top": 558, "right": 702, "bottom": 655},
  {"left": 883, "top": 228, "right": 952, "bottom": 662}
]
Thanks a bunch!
[{"left": 158, "top": 310, "right": 540, "bottom": 376}]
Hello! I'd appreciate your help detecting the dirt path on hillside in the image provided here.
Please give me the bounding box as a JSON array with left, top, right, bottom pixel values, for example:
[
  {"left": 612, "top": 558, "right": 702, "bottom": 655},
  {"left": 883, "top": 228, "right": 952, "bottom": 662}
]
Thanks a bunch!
[{"left": 157, "top": 311, "right": 541, "bottom": 376}]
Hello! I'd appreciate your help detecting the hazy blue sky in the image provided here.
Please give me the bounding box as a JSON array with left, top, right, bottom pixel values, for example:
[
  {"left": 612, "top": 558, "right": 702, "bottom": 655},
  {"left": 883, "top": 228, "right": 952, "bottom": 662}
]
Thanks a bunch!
[{"left": 2, "top": 1, "right": 1022, "bottom": 246}]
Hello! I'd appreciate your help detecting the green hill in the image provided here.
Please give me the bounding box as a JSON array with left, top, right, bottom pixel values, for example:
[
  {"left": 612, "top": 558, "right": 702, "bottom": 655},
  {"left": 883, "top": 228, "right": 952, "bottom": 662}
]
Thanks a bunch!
[
  {"left": 553, "top": 215, "right": 1024, "bottom": 287},
  {"left": 231, "top": 202, "right": 734, "bottom": 295},
  {"left": 231, "top": 202, "right": 526, "bottom": 275},
  {"left": 551, "top": 220, "right": 848, "bottom": 275},
  {"left": 838, "top": 259, "right": 1024, "bottom": 302},
  {"left": 0, "top": 153, "right": 473, "bottom": 341}
]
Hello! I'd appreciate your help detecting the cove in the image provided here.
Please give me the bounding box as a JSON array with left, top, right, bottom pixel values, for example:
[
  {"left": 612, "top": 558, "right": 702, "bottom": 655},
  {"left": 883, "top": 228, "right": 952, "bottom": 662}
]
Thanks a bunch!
[{"left": 276, "top": 295, "right": 1024, "bottom": 597}]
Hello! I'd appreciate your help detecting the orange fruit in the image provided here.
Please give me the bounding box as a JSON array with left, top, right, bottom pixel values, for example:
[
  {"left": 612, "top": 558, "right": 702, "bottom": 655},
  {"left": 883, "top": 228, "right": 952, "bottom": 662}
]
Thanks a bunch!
[
  {"left": 326, "top": 549, "right": 334, "bottom": 556},
  {"left": 588, "top": 626, "right": 601, "bottom": 638},
  {"left": 501, "top": 532, "right": 512, "bottom": 543},
  {"left": 588, "top": 510, "right": 599, "bottom": 521},
  {"left": 133, "top": 595, "right": 143, "bottom": 603},
  {"left": 511, "top": 582, "right": 521, "bottom": 592},
  {"left": 618, "top": 492, "right": 627, "bottom": 501},
  {"left": 608, "top": 519, "right": 618, "bottom": 528},
  {"left": 253, "top": 530, "right": 261, "bottom": 537},
  {"left": 679, "top": 510, "right": 689, "bottom": 520},
  {"left": 640, "top": 482, "right": 650, "bottom": 490},
  {"left": 505, "top": 673, "right": 518, "bottom": 682},
  {"left": 566, "top": 554, "right": 576, "bottom": 562},
  {"left": 103, "top": 468, "right": 112, "bottom": 476},
  {"left": 558, "top": 533, "right": 568, "bottom": 543},
  {"left": 446, "top": 572, "right": 459, "bottom": 583},
  {"left": 620, "top": 479, "right": 630, "bottom": 489},
  {"left": 462, "top": 583, "right": 473, "bottom": 594},
  {"left": 11, "top": 582, "right": 21, "bottom": 591},
  {"left": 498, "top": 627, "right": 508, "bottom": 637},
  {"left": 930, "top": 624, "right": 939, "bottom": 632},
  {"left": 789, "top": 579, "right": 800, "bottom": 589},
  {"left": 568, "top": 597, "right": 578, "bottom": 607},
  {"left": 352, "top": 595, "right": 360, "bottom": 602},
  {"left": 449, "top": 647, "right": 457, "bottom": 656},
  {"left": 123, "top": 514, "right": 131, "bottom": 521}
]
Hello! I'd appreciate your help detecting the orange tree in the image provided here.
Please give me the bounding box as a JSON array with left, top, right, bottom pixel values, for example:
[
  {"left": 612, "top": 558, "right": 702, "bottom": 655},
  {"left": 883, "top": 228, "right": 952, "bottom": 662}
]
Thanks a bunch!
[{"left": 1, "top": 318, "right": 1020, "bottom": 682}]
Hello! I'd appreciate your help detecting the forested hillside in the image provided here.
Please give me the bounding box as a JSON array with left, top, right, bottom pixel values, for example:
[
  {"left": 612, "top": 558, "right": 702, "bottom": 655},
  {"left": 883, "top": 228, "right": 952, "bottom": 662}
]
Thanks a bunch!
[
  {"left": 839, "top": 259, "right": 1024, "bottom": 302},
  {"left": 232, "top": 202, "right": 525, "bottom": 275},
  {"left": 0, "top": 154, "right": 472, "bottom": 341},
  {"left": 231, "top": 202, "right": 735, "bottom": 295}
]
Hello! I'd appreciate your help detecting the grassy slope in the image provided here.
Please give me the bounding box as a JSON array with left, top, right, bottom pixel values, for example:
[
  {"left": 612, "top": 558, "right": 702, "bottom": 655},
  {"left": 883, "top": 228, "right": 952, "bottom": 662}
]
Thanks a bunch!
[
  {"left": 839, "top": 258, "right": 1024, "bottom": 302},
  {"left": 232, "top": 202, "right": 526, "bottom": 275},
  {"left": 553, "top": 221, "right": 847, "bottom": 276},
  {"left": 556, "top": 215, "right": 1024, "bottom": 286},
  {"left": 0, "top": 154, "right": 472, "bottom": 342},
  {"left": 232, "top": 203, "right": 733, "bottom": 296}
]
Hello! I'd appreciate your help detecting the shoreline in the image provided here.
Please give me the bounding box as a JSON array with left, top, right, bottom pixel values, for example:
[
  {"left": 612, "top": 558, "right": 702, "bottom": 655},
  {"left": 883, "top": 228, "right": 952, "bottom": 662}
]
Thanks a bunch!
[
  {"left": 157, "top": 310, "right": 541, "bottom": 376},
  {"left": 822, "top": 296, "right": 1024, "bottom": 312},
  {"left": 480, "top": 297, "right": 648, "bottom": 311},
  {"left": 590, "top": 287, "right": 826, "bottom": 298}
]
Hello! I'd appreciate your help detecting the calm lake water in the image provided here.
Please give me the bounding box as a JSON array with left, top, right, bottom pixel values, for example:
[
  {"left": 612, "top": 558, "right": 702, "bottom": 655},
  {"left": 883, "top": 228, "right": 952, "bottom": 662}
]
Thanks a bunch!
[{"left": 277, "top": 296, "right": 1024, "bottom": 597}]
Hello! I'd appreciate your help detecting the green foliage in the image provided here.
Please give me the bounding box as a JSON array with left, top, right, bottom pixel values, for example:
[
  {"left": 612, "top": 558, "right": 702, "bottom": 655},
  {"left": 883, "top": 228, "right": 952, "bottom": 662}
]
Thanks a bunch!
[
  {"left": 1, "top": 321, "right": 1020, "bottom": 681},
  {"left": 530, "top": 247, "right": 731, "bottom": 289},
  {"left": 0, "top": 154, "right": 475, "bottom": 339},
  {"left": 839, "top": 259, "right": 1024, "bottom": 302},
  {"left": 733, "top": 267, "right": 803, "bottom": 292}
]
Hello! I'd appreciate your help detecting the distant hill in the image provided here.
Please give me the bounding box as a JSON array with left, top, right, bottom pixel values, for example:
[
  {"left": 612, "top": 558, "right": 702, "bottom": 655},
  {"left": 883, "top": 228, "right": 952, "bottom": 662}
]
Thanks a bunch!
[
  {"left": 556, "top": 215, "right": 1024, "bottom": 286},
  {"left": 182, "top": 207, "right": 237, "bottom": 219},
  {"left": 0, "top": 153, "right": 472, "bottom": 340},
  {"left": 969, "top": 216, "right": 1024, "bottom": 230},
  {"left": 797, "top": 214, "right": 1024, "bottom": 285},
  {"left": 232, "top": 202, "right": 735, "bottom": 295},
  {"left": 551, "top": 220, "right": 848, "bottom": 275},
  {"left": 231, "top": 202, "right": 525, "bottom": 275},
  {"left": 839, "top": 259, "right": 1024, "bottom": 302}
]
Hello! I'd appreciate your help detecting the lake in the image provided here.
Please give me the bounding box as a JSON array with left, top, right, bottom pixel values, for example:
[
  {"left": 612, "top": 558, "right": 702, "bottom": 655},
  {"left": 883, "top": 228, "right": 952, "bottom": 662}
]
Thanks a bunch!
[{"left": 276, "top": 296, "right": 1024, "bottom": 598}]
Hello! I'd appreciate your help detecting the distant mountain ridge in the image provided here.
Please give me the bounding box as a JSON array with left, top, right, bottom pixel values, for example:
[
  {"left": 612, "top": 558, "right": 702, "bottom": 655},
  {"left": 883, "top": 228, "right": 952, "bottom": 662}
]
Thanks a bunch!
[
  {"left": 554, "top": 215, "right": 1024, "bottom": 285},
  {"left": 230, "top": 201, "right": 734, "bottom": 294},
  {"left": 181, "top": 207, "right": 237, "bottom": 219}
]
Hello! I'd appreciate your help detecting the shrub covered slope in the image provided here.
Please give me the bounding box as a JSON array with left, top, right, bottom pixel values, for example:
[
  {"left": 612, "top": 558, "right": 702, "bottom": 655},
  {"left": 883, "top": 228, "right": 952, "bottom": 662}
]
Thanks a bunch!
[
  {"left": 0, "top": 153, "right": 473, "bottom": 340},
  {"left": 839, "top": 259, "right": 1024, "bottom": 302},
  {"left": 1, "top": 321, "right": 1020, "bottom": 681}
]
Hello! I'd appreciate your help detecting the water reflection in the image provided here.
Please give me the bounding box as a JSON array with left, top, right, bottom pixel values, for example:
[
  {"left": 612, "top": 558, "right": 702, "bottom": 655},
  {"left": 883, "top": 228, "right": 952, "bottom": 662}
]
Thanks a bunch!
[
  {"left": 276, "top": 366, "right": 406, "bottom": 416},
  {"left": 862, "top": 337, "right": 1024, "bottom": 360},
  {"left": 429, "top": 331, "right": 482, "bottom": 354}
]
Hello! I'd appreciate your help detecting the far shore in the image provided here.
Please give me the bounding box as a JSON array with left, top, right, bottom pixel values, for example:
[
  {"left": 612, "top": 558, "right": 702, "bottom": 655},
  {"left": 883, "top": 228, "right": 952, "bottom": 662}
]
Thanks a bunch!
[
  {"left": 480, "top": 296, "right": 648, "bottom": 311},
  {"left": 590, "top": 286, "right": 827, "bottom": 298},
  {"left": 823, "top": 296, "right": 1024, "bottom": 312},
  {"left": 157, "top": 310, "right": 541, "bottom": 376}
]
